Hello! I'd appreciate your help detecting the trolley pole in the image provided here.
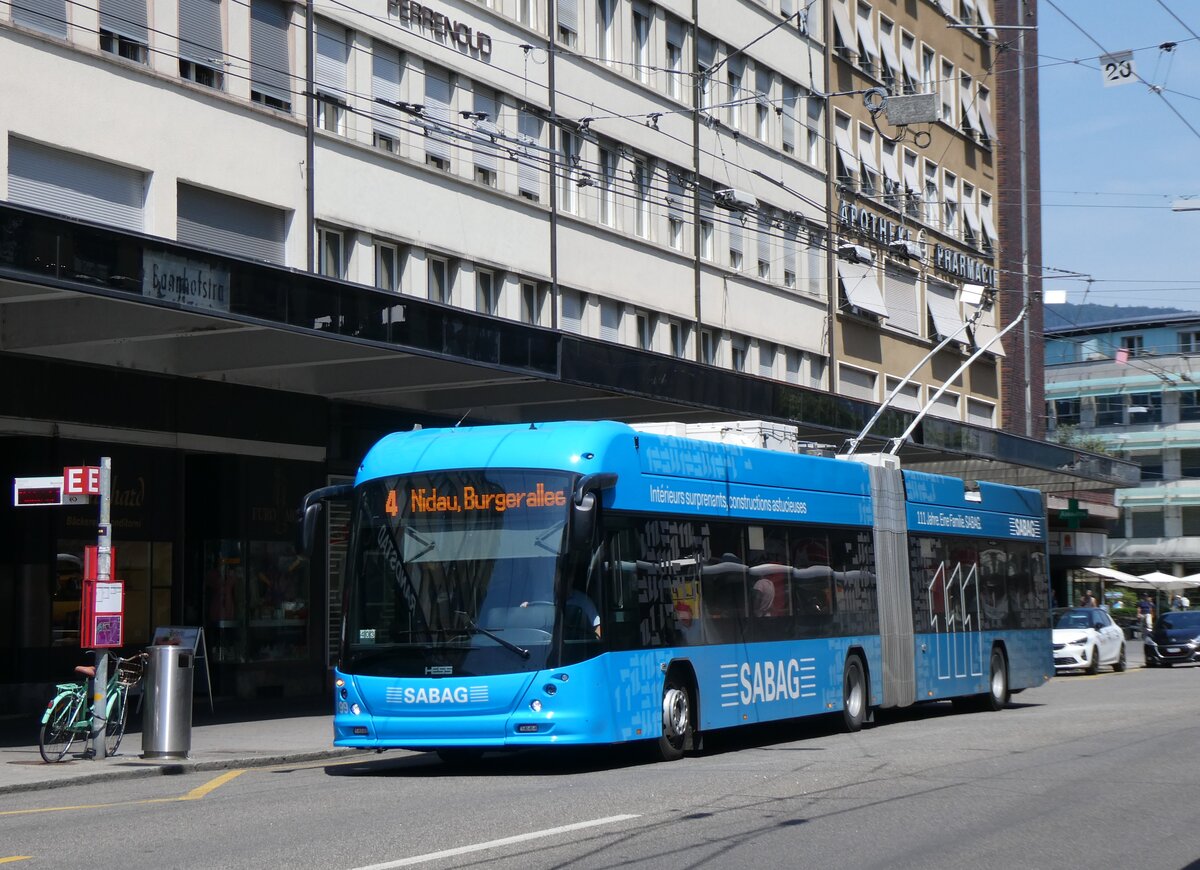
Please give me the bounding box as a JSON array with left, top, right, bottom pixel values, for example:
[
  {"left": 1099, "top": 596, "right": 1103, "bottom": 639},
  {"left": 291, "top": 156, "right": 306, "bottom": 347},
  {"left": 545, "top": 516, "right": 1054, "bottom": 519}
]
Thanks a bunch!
[{"left": 90, "top": 457, "right": 113, "bottom": 759}]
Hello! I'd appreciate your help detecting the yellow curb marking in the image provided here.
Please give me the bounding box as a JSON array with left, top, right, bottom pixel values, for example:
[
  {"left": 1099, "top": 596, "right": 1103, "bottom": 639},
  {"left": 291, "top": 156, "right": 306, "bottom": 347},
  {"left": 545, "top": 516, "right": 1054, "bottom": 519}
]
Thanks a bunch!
[
  {"left": 181, "top": 769, "right": 244, "bottom": 800},
  {"left": 0, "top": 769, "right": 246, "bottom": 817},
  {"left": 0, "top": 858, "right": 32, "bottom": 864}
]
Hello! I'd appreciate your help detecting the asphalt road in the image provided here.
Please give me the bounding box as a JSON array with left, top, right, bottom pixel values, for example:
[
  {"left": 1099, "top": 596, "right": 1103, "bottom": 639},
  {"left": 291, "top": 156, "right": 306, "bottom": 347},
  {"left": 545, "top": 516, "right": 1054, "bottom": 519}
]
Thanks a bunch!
[{"left": 4, "top": 658, "right": 1199, "bottom": 870}]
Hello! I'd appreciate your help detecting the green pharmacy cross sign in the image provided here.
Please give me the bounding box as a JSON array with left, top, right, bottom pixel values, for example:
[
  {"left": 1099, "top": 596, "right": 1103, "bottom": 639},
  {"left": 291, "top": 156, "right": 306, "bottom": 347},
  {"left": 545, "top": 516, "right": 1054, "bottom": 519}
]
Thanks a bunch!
[{"left": 1058, "top": 498, "right": 1089, "bottom": 530}]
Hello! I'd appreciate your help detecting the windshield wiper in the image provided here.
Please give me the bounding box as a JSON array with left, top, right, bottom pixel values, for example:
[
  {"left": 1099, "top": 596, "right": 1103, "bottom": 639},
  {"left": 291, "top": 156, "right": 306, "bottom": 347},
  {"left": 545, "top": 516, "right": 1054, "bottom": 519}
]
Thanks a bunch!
[{"left": 455, "top": 611, "right": 530, "bottom": 659}]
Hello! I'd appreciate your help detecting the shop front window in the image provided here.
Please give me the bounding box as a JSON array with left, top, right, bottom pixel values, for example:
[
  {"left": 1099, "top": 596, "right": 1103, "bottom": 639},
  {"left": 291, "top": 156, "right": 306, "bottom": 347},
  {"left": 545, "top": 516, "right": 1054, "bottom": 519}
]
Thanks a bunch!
[{"left": 204, "top": 538, "right": 309, "bottom": 663}]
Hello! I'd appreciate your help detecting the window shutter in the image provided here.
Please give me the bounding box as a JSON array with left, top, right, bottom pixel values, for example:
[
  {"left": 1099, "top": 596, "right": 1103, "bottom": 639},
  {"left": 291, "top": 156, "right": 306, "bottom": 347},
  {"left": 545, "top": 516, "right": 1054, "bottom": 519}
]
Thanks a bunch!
[
  {"left": 883, "top": 265, "right": 920, "bottom": 334},
  {"left": 729, "top": 216, "right": 743, "bottom": 257},
  {"left": 757, "top": 212, "right": 771, "bottom": 265},
  {"left": 315, "top": 19, "right": 348, "bottom": 98},
  {"left": 667, "top": 18, "right": 684, "bottom": 48},
  {"left": 517, "top": 111, "right": 541, "bottom": 196},
  {"left": 372, "top": 44, "right": 402, "bottom": 136},
  {"left": 473, "top": 89, "right": 499, "bottom": 172},
  {"left": 423, "top": 67, "right": 452, "bottom": 161},
  {"left": 8, "top": 139, "right": 145, "bottom": 232},
  {"left": 600, "top": 300, "right": 620, "bottom": 342},
  {"left": 12, "top": 0, "right": 67, "bottom": 37},
  {"left": 250, "top": 0, "right": 292, "bottom": 105},
  {"left": 179, "top": 0, "right": 223, "bottom": 65},
  {"left": 177, "top": 184, "right": 286, "bottom": 264},
  {"left": 784, "top": 225, "right": 798, "bottom": 277},
  {"left": 781, "top": 83, "right": 797, "bottom": 151},
  {"left": 561, "top": 290, "right": 582, "bottom": 333},
  {"left": 100, "top": 0, "right": 147, "bottom": 43},
  {"left": 667, "top": 172, "right": 686, "bottom": 220},
  {"left": 556, "top": 0, "right": 577, "bottom": 33}
]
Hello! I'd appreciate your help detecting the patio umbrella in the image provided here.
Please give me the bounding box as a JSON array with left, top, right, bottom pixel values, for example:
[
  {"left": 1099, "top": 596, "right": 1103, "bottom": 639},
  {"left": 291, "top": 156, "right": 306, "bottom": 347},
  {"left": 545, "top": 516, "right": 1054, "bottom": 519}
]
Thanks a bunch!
[
  {"left": 1138, "top": 572, "right": 1195, "bottom": 591},
  {"left": 1083, "top": 567, "right": 1151, "bottom": 587}
]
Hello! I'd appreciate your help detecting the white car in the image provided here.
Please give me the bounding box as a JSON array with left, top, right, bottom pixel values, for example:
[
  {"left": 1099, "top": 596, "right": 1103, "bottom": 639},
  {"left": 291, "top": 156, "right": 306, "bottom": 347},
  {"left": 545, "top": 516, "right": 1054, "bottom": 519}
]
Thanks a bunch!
[{"left": 1052, "top": 607, "right": 1127, "bottom": 673}]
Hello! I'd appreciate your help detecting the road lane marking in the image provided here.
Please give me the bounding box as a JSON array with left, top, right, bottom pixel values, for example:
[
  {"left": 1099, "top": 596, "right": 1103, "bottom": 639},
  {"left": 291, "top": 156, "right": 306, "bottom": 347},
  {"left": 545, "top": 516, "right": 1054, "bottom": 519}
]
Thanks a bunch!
[
  {"left": 181, "top": 769, "right": 244, "bottom": 800},
  {"left": 0, "top": 770, "right": 246, "bottom": 816},
  {"left": 0, "top": 858, "right": 32, "bottom": 864},
  {"left": 349, "top": 814, "right": 642, "bottom": 870}
]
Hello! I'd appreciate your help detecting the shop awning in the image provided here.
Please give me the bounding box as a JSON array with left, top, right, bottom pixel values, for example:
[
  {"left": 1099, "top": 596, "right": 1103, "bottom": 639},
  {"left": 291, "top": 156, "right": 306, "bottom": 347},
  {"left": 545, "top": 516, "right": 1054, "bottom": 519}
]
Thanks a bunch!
[
  {"left": 927, "top": 285, "right": 968, "bottom": 344},
  {"left": 837, "top": 260, "right": 889, "bottom": 319}
]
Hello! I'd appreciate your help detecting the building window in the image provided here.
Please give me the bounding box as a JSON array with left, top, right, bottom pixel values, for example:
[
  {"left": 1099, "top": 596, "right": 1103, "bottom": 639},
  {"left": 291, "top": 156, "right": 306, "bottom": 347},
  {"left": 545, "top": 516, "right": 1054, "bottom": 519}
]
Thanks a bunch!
[
  {"left": 1179, "top": 331, "right": 1200, "bottom": 353},
  {"left": 924, "top": 161, "right": 939, "bottom": 226},
  {"left": 669, "top": 217, "right": 685, "bottom": 250},
  {"left": 669, "top": 319, "right": 689, "bottom": 357},
  {"left": 1182, "top": 449, "right": 1200, "bottom": 478},
  {"left": 556, "top": 0, "right": 578, "bottom": 47},
  {"left": 633, "top": 6, "right": 651, "bottom": 84},
  {"left": 1131, "top": 511, "right": 1165, "bottom": 539},
  {"left": 1120, "top": 335, "right": 1144, "bottom": 357},
  {"left": 597, "top": 0, "right": 615, "bottom": 63},
  {"left": 921, "top": 45, "right": 935, "bottom": 94},
  {"left": 700, "top": 219, "right": 714, "bottom": 260},
  {"left": 759, "top": 341, "right": 776, "bottom": 377},
  {"left": 635, "top": 309, "right": 654, "bottom": 350},
  {"left": 522, "top": 280, "right": 547, "bottom": 325},
  {"left": 560, "top": 130, "right": 581, "bottom": 214},
  {"left": 1128, "top": 393, "right": 1162, "bottom": 424},
  {"left": 1053, "top": 398, "right": 1080, "bottom": 428},
  {"left": 634, "top": 159, "right": 652, "bottom": 238},
  {"left": 373, "top": 43, "right": 403, "bottom": 153},
  {"left": 701, "top": 328, "right": 717, "bottom": 365},
  {"left": 940, "top": 59, "right": 955, "bottom": 125},
  {"left": 943, "top": 170, "right": 958, "bottom": 235},
  {"left": 317, "top": 95, "right": 345, "bottom": 133},
  {"left": 101, "top": 30, "right": 149, "bottom": 63},
  {"left": 476, "top": 269, "right": 498, "bottom": 315},
  {"left": 731, "top": 335, "right": 748, "bottom": 371},
  {"left": 428, "top": 256, "right": 451, "bottom": 304},
  {"left": 728, "top": 66, "right": 743, "bottom": 130},
  {"left": 666, "top": 25, "right": 684, "bottom": 100},
  {"left": 807, "top": 96, "right": 822, "bottom": 165},
  {"left": 180, "top": 60, "right": 225, "bottom": 89},
  {"left": 518, "top": 0, "right": 534, "bottom": 27},
  {"left": 375, "top": 241, "right": 402, "bottom": 292},
  {"left": 318, "top": 227, "right": 345, "bottom": 279},
  {"left": 1094, "top": 394, "right": 1124, "bottom": 428},
  {"left": 1135, "top": 453, "right": 1164, "bottom": 481}
]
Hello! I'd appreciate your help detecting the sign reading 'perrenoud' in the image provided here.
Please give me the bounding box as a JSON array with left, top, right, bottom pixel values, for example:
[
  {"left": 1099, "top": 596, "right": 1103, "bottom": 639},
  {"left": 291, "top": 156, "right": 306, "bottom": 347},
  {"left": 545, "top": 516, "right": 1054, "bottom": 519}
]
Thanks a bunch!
[{"left": 391, "top": 0, "right": 493, "bottom": 57}]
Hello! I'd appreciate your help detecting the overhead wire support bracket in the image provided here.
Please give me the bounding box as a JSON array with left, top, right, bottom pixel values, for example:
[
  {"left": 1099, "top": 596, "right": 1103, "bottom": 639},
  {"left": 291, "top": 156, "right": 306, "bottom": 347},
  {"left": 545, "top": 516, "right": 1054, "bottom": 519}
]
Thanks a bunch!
[{"left": 884, "top": 301, "right": 1030, "bottom": 456}]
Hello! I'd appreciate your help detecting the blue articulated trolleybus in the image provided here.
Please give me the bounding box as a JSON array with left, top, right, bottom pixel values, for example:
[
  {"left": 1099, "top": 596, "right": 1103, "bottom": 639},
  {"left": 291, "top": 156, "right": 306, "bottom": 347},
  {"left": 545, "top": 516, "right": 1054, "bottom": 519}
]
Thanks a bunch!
[{"left": 301, "top": 420, "right": 1051, "bottom": 763}]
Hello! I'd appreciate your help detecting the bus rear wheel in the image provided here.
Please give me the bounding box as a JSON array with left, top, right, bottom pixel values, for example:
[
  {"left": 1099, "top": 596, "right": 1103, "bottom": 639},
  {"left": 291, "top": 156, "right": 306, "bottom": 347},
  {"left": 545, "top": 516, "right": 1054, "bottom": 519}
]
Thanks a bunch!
[
  {"left": 655, "top": 676, "right": 692, "bottom": 762},
  {"left": 983, "top": 648, "right": 1009, "bottom": 711},
  {"left": 841, "top": 656, "right": 867, "bottom": 733}
]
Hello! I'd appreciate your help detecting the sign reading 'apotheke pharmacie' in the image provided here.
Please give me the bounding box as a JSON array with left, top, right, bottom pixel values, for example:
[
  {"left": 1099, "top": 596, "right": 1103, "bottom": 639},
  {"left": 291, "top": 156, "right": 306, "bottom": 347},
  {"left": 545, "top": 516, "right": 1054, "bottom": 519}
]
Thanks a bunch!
[
  {"left": 142, "top": 251, "right": 230, "bottom": 313},
  {"left": 391, "top": 0, "right": 493, "bottom": 57}
]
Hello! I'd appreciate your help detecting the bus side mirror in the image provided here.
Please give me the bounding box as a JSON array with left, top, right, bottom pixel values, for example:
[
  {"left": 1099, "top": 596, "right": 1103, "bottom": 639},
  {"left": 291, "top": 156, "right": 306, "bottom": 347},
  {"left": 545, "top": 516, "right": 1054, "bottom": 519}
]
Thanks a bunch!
[
  {"left": 297, "top": 484, "right": 354, "bottom": 556},
  {"left": 570, "top": 472, "right": 616, "bottom": 550},
  {"left": 571, "top": 491, "right": 597, "bottom": 549}
]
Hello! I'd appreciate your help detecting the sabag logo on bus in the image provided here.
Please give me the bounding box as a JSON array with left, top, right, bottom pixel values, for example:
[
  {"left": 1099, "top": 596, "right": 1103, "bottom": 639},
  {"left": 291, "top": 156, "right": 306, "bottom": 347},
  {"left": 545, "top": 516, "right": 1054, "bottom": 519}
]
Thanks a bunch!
[
  {"left": 738, "top": 658, "right": 814, "bottom": 704},
  {"left": 1008, "top": 517, "right": 1042, "bottom": 539},
  {"left": 385, "top": 686, "right": 490, "bottom": 705}
]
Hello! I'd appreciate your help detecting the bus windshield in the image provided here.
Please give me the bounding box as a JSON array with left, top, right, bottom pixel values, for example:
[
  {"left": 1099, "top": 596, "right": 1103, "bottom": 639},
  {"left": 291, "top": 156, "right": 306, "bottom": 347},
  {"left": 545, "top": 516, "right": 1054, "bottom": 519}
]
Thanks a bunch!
[{"left": 341, "top": 470, "right": 575, "bottom": 677}]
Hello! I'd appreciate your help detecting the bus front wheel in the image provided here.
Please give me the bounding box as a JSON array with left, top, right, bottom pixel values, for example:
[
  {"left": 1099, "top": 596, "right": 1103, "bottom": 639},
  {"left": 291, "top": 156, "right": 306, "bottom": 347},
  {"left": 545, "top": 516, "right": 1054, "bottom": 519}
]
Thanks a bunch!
[
  {"left": 655, "top": 676, "right": 692, "bottom": 762},
  {"left": 841, "top": 656, "right": 867, "bottom": 733}
]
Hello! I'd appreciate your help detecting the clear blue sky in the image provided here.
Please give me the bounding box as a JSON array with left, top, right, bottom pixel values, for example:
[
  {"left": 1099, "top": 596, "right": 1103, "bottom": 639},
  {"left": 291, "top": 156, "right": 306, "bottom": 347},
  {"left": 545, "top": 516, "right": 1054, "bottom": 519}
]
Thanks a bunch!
[{"left": 1039, "top": 0, "right": 1200, "bottom": 311}]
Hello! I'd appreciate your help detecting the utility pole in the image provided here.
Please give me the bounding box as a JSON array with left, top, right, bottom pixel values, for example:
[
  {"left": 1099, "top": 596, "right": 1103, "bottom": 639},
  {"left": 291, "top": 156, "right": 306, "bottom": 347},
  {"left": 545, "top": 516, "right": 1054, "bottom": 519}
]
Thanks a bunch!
[{"left": 89, "top": 457, "right": 113, "bottom": 758}]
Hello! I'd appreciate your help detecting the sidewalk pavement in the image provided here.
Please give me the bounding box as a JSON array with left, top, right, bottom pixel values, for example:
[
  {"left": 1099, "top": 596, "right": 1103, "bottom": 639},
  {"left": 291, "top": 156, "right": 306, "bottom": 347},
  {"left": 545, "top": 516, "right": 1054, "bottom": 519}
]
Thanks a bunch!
[{"left": 0, "top": 699, "right": 357, "bottom": 796}]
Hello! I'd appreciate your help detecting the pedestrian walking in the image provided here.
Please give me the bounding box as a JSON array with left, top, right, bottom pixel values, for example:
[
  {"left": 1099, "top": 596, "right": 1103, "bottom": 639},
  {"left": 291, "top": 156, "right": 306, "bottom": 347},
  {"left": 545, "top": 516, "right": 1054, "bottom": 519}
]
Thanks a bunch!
[
  {"left": 1137, "top": 593, "right": 1154, "bottom": 633},
  {"left": 1080, "top": 588, "right": 1098, "bottom": 607}
]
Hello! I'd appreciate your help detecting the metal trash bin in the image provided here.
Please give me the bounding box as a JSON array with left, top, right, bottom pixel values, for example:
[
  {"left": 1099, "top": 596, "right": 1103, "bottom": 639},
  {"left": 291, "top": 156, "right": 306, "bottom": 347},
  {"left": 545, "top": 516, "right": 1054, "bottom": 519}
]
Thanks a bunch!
[{"left": 142, "top": 644, "right": 194, "bottom": 758}]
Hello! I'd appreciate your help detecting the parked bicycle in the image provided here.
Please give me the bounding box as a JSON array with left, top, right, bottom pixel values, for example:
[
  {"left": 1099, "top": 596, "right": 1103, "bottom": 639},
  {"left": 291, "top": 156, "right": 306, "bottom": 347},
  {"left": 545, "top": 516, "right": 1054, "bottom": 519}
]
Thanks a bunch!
[{"left": 39, "top": 652, "right": 147, "bottom": 763}]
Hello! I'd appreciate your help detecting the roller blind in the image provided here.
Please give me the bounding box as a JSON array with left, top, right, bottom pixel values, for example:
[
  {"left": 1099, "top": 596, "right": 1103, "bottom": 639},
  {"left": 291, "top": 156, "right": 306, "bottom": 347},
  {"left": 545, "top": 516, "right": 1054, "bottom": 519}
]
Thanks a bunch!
[
  {"left": 8, "top": 139, "right": 145, "bottom": 232},
  {"left": 251, "top": 0, "right": 292, "bottom": 106},
  {"left": 100, "top": 0, "right": 147, "bottom": 43},
  {"left": 315, "top": 19, "right": 348, "bottom": 97},
  {"left": 12, "top": 0, "right": 67, "bottom": 37},
  {"left": 179, "top": 0, "right": 223, "bottom": 65},
  {"left": 423, "top": 67, "right": 452, "bottom": 161},
  {"left": 372, "top": 44, "right": 402, "bottom": 136},
  {"left": 177, "top": 183, "right": 286, "bottom": 264}
]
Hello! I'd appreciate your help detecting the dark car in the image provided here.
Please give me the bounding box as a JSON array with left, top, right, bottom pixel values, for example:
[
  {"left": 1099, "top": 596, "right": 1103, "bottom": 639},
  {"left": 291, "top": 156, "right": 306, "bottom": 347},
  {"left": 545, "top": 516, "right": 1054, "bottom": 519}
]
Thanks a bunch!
[{"left": 1144, "top": 611, "right": 1200, "bottom": 667}]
